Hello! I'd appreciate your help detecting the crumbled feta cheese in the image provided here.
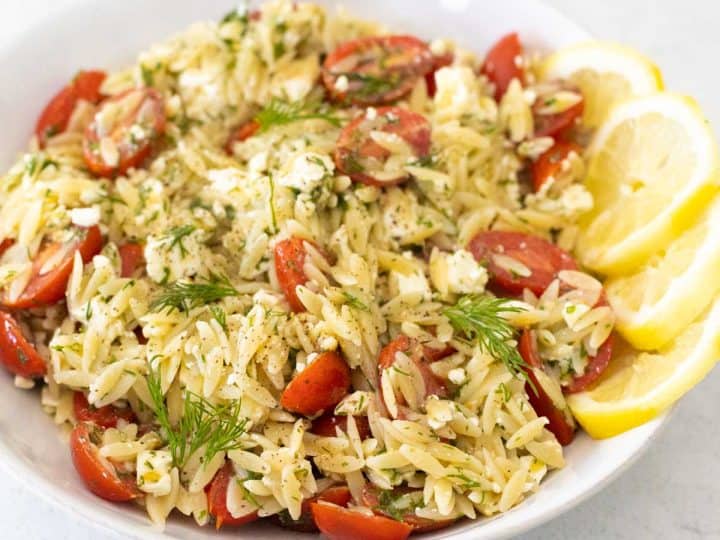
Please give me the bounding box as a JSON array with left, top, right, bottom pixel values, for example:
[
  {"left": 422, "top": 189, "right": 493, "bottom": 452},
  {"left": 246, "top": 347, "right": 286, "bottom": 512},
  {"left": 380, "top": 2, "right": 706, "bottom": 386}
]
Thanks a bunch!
[
  {"left": 429, "top": 248, "right": 488, "bottom": 298},
  {"left": 207, "top": 168, "right": 243, "bottom": 193},
  {"left": 560, "top": 184, "right": 594, "bottom": 213},
  {"left": 448, "top": 367, "right": 466, "bottom": 385},
  {"left": 335, "top": 75, "right": 349, "bottom": 92},
  {"left": 136, "top": 450, "right": 173, "bottom": 496},
  {"left": 145, "top": 227, "right": 211, "bottom": 283},
  {"left": 389, "top": 268, "right": 432, "bottom": 301},
  {"left": 278, "top": 153, "right": 333, "bottom": 193},
  {"left": 69, "top": 206, "right": 101, "bottom": 227},
  {"left": 365, "top": 107, "right": 378, "bottom": 120},
  {"left": 434, "top": 66, "right": 483, "bottom": 119}
]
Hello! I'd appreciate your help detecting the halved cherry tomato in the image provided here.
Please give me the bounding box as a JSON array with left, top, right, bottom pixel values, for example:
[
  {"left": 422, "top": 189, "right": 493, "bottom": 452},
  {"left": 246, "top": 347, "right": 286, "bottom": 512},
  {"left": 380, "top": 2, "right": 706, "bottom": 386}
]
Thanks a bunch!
[
  {"left": 334, "top": 107, "right": 431, "bottom": 186},
  {"left": 70, "top": 423, "right": 141, "bottom": 502},
  {"left": 280, "top": 351, "right": 351, "bottom": 416},
  {"left": 467, "top": 230, "right": 578, "bottom": 296},
  {"left": 424, "top": 52, "right": 454, "bottom": 97},
  {"left": 118, "top": 243, "right": 145, "bottom": 278},
  {"left": 73, "top": 392, "right": 135, "bottom": 429},
  {"left": 311, "top": 502, "right": 413, "bottom": 540},
  {"left": 35, "top": 70, "right": 107, "bottom": 148},
  {"left": 82, "top": 87, "right": 166, "bottom": 178},
  {"left": 422, "top": 343, "right": 456, "bottom": 362},
  {"left": 378, "top": 335, "right": 447, "bottom": 400},
  {"left": 519, "top": 330, "right": 575, "bottom": 445},
  {"left": 531, "top": 141, "right": 583, "bottom": 192},
  {"left": 323, "top": 35, "right": 434, "bottom": 106},
  {"left": 564, "top": 333, "right": 614, "bottom": 394},
  {"left": 533, "top": 86, "right": 584, "bottom": 139},
  {"left": 0, "top": 239, "right": 14, "bottom": 258},
  {"left": 276, "top": 485, "right": 352, "bottom": 532},
  {"left": 481, "top": 33, "right": 523, "bottom": 101},
  {"left": 207, "top": 461, "right": 259, "bottom": 529},
  {"left": 361, "top": 484, "right": 456, "bottom": 532},
  {"left": 274, "top": 236, "right": 315, "bottom": 312},
  {"left": 0, "top": 311, "right": 46, "bottom": 378},
  {"left": 311, "top": 413, "right": 372, "bottom": 440},
  {"left": 225, "top": 119, "right": 261, "bottom": 154},
  {"left": 1, "top": 226, "right": 103, "bottom": 310}
]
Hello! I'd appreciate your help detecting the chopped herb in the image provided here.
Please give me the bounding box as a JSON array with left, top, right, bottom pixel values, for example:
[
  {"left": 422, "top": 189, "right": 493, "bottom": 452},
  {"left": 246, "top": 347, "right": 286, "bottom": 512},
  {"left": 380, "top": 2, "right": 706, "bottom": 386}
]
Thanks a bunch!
[
  {"left": 341, "top": 291, "right": 369, "bottom": 311},
  {"left": 496, "top": 382, "right": 511, "bottom": 402},
  {"left": 344, "top": 72, "right": 398, "bottom": 99},
  {"left": 150, "top": 273, "right": 239, "bottom": 313},
  {"left": 391, "top": 366, "right": 410, "bottom": 377},
  {"left": 162, "top": 225, "right": 197, "bottom": 257},
  {"left": 254, "top": 97, "right": 341, "bottom": 132},
  {"left": 267, "top": 174, "right": 278, "bottom": 233},
  {"left": 209, "top": 305, "right": 228, "bottom": 332}
]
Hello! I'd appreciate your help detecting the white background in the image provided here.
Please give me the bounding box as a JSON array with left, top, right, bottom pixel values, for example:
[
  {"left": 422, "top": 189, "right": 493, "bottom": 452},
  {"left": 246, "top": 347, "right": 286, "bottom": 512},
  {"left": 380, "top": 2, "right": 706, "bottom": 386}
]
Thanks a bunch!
[{"left": 0, "top": 1, "right": 718, "bottom": 539}]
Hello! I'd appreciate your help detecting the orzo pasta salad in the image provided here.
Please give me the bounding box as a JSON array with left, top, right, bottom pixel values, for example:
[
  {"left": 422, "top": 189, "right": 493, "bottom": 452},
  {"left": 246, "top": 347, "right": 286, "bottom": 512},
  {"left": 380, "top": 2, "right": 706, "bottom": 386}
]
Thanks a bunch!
[{"left": 1, "top": 1, "right": 660, "bottom": 537}]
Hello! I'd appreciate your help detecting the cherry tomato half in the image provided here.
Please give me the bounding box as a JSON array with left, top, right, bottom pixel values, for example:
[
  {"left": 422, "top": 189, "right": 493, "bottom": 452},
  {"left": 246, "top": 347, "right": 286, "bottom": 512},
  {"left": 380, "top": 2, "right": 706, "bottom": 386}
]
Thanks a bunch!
[
  {"left": 276, "top": 485, "right": 353, "bottom": 532},
  {"left": 35, "top": 70, "right": 107, "bottom": 148},
  {"left": 533, "top": 85, "right": 584, "bottom": 139},
  {"left": 519, "top": 330, "right": 575, "bottom": 446},
  {"left": 323, "top": 35, "right": 434, "bottom": 106},
  {"left": 311, "top": 413, "right": 372, "bottom": 440},
  {"left": 378, "top": 335, "right": 448, "bottom": 401},
  {"left": 0, "top": 239, "right": 14, "bottom": 258},
  {"left": 82, "top": 87, "right": 166, "bottom": 178},
  {"left": 1, "top": 225, "right": 103, "bottom": 309},
  {"left": 225, "top": 119, "right": 261, "bottom": 154},
  {"left": 334, "top": 106, "right": 431, "bottom": 186},
  {"left": 70, "top": 423, "right": 141, "bottom": 502},
  {"left": 274, "top": 236, "right": 315, "bottom": 313},
  {"left": 118, "top": 243, "right": 145, "bottom": 278},
  {"left": 361, "top": 484, "right": 456, "bottom": 532},
  {"left": 311, "top": 502, "right": 413, "bottom": 540},
  {"left": 73, "top": 392, "right": 136, "bottom": 429},
  {"left": 467, "top": 230, "right": 578, "bottom": 296},
  {"left": 425, "top": 52, "right": 454, "bottom": 97},
  {"left": 531, "top": 141, "right": 583, "bottom": 192},
  {"left": 207, "top": 461, "right": 259, "bottom": 529},
  {"left": 564, "top": 333, "right": 614, "bottom": 394},
  {"left": 280, "top": 351, "right": 351, "bottom": 416},
  {"left": 481, "top": 33, "right": 523, "bottom": 101},
  {"left": 0, "top": 311, "right": 46, "bottom": 378}
]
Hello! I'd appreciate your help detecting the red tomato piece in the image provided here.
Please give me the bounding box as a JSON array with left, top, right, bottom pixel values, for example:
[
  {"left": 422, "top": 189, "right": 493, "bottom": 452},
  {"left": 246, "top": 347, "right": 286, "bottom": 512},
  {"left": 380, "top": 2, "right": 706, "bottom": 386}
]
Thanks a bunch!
[
  {"left": 82, "top": 88, "right": 166, "bottom": 178},
  {"left": 274, "top": 236, "right": 315, "bottom": 312},
  {"left": 323, "top": 35, "right": 434, "bottom": 106},
  {"left": 276, "top": 485, "right": 353, "bottom": 532},
  {"left": 467, "top": 230, "right": 578, "bottom": 296},
  {"left": 0, "top": 311, "right": 46, "bottom": 378},
  {"left": 311, "top": 502, "right": 413, "bottom": 540},
  {"left": 207, "top": 461, "right": 259, "bottom": 529},
  {"left": 1, "top": 225, "right": 103, "bottom": 309},
  {"left": 565, "top": 333, "right": 614, "bottom": 394},
  {"left": 424, "top": 52, "right": 454, "bottom": 97},
  {"left": 334, "top": 106, "right": 431, "bottom": 186},
  {"left": 481, "top": 33, "right": 524, "bottom": 101},
  {"left": 0, "top": 239, "right": 14, "bottom": 258},
  {"left": 118, "top": 243, "right": 145, "bottom": 278},
  {"left": 531, "top": 141, "right": 583, "bottom": 192},
  {"left": 533, "top": 87, "right": 584, "bottom": 139},
  {"left": 225, "top": 119, "right": 261, "bottom": 154},
  {"left": 311, "top": 413, "right": 372, "bottom": 440},
  {"left": 70, "top": 423, "right": 141, "bottom": 502},
  {"left": 73, "top": 392, "right": 136, "bottom": 429},
  {"left": 361, "top": 484, "right": 456, "bottom": 532},
  {"left": 378, "top": 335, "right": 448, "bottom": 401},
  {"left": 280, "top": 351, "right": 351, "bottom": 416},
  {"left": 519, "top": 330, "right": 575, "bottom": 445},
  {"left": 35, "top": 70, "right": 107, "bottom": 148}
]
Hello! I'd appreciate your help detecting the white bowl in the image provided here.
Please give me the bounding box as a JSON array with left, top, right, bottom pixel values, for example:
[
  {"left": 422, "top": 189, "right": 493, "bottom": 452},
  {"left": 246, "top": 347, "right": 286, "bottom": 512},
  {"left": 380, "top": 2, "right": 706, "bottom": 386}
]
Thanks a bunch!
[{"left": 0, "top": 0, "right": 670, "bottom": 538}]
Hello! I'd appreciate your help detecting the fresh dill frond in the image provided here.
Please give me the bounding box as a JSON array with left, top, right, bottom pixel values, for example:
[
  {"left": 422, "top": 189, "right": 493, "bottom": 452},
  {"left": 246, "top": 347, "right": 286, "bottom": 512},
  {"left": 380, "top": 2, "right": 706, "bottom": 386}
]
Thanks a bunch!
[
  {"left": 209, "top": 305, "right": 228, "bottom": 332},
  {"left": 341, "top": 291, "right": 369, "bottom": 311},
  {"left": 267, "top": 174, "right": 278, "bottom": 233},
  {"left": 162, "top": 224, "right": 197, "bottom": 257},
  {"left": 150, "top": 273, "right": 239, "bottom": 313},
  {"left": 344, "top": 72, "right": 399, "bottom": 99},
  {"left": 443, "top": 295, "right": 530, "bottom": 382},
  {"left": 254, "top": 97, "right": 341, "bottom": 132}
]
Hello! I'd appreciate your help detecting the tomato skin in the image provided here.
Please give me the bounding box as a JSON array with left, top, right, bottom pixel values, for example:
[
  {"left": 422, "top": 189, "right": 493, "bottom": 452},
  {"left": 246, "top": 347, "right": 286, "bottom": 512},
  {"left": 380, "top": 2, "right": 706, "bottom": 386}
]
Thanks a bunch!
[
  {"left": 361, "top": 485, "right": 455, "bottom": 532},
  {"left": 118, "top": 243, "right": 145, "bottom": 278},
  {"left": 207, "top": 461, "right": 259, "bottom": 529},
  {"left": 280, "top": 351, "right": 351, "bottom": 416},
  {"left": 276, "top": 485, "right": 352, "bottom": 532},
  {"left": 334, "top": 106, "right": 431, "bottom": 186},
  {"left": 467, "top": 230, "right": 578, "bottom": 296},
  {"left": 323, "top": 35, "right": 434, "bottom": 106},
  {"left": 378, "top": 335, "right": 448, "bottom": 400},
  {"left": 565, "top": 332, "right": 614, "bottom": 394},
  {"left": 481, "top": 33, "right": 524, "bottom": 101},
  {"left": 1, "top": 225, "right": 103, "bottom": 309},
  {"left": 424, "top": 52, "right": 454, "bottom": 97},
  {"left": 73, "top": 392, "right": 136, "bottom": 429},
  {"left": 311, "top": 413, "right": 372, "bottom": 440},
  {"left": 225, "top": 119, "right": 261, "bottom": 154},
  {"left": 70, "top": 423, "right": 141, "bottom": 502},
  {"left": 519, "top": 330, "right": 575, "bottom": 446},
  {"left": 35, "top": 70, "right": 107, "bottom": 148},
  {"left": 0, "top": 311, "right": 46, "bottom": 378},
  {"left": 82, "top": 88, "right": 166, "bottom": 178},
  {"left": 534, "top": 96, "right": 584, "bottom": 139},
  {"left": 274, "top": 236, "right": 313, "bottom": 312},
  {"left": 0, "top": 239, "right": 14, "bottom": 258},
  {"left": 311, "top": 502, "right": 413, "bottom": 540},
  {"left": 531, "top": 141, "right": 583, "bottom": 192}
]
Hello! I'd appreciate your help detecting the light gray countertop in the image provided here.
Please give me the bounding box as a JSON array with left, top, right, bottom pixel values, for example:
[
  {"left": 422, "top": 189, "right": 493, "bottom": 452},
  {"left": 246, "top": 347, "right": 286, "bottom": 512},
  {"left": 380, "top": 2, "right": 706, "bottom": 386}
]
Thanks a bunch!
[{"left": 0, "top": 0, "right": 718, "bottom": 538}]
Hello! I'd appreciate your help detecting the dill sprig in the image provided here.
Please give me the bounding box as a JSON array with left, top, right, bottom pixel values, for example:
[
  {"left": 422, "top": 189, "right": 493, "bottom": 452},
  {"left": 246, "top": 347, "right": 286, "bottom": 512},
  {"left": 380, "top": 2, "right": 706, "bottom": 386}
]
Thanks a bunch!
[
  {"left": 162, "top": 224, "right": 196, "bottom": 257},
  {"left": 443, "top": 295, "right": 529, "bottom": 381},
  {"left": 150, "top": 273, "right": 239, "bottom": 313},
  {"left": 341, "top": 291, "right": 369, "bottom": 311},
  {"left": 146, "top": 358, "right": 248, "bottom": 468},
  {"left": 255, "top": 97, "right": 341, "bottom": 132}
]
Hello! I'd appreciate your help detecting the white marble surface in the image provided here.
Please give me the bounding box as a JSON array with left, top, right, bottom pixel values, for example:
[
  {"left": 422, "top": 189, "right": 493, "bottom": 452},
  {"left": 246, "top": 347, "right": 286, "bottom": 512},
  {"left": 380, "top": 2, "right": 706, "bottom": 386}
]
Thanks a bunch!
[{"left": 0, "top": 0, "right": 718, "bottom": 538}]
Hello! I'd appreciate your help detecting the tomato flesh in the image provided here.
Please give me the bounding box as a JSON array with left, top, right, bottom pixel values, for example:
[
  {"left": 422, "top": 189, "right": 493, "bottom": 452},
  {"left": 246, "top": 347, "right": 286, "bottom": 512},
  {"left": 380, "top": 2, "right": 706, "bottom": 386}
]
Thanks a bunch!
[
  {"left": 335, "top": 106, "right": 431, "bottom": 186},
  {"left": 533, "top": 87, "right": 584, "bottom": 139},
  {"left": 361, "top": 485, "right": 456, "bottom": 532},
  {"left": 274, "top": 236, "right": 314, "bottom": 312},
  {"left": 311, "top": 413, "right": 372, "bottom": 440},
  {"left": 1, "top": 225, "right": 103, "bottom": 309},
  {"left": 378, "top": 335, "right": 448, "bottom": 401},
  {"left": 225, "top": 119, "right": 261, "bottom": 154},
  {"left": 323, "top": 35, "right": 434, "bottom": 106},
  {"left": 311, "top": 502, "right": 413, "bottom": 540},
  {"left": 280, "top": 351, "right": 351, "bottom": 416},
  {"left": 481, "top": 33, "right": 523, "bottom": 101},
  {"left": 73, "top": 392, "right": 136, "bottom": 429},
  {"left": 0, "top": 239, "right": 14, "bottom": 258},
  {"left": 467, "top": 230, "right": 577, "bottom": 296},
  {"left": 70, "top": 423, "right": 141, "bottom": 502},
  {"left": 276, "top": 485, "right": 352, "bottom": 532},
  {"left": 0, "top": 311, "right": 46, "bottom": 378},
  {"left": 531, "top": 141, "right": 583, "bottom": 192},
  {"left": 118, "top": 243, "right": 145, "bottom": 278},
  {"left": 207, "top": 461, "right": 259, "bottom": 528},
  {"left": 83, "top": 88, "right": 166, "bottom": 178}
]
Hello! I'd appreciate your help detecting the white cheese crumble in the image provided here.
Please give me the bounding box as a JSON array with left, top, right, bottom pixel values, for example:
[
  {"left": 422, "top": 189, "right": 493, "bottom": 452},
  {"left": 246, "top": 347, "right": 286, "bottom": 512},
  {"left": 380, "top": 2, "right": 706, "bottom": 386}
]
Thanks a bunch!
[
  {"left": 136, "top": 450, "right": 173, "bottom": 496},
  {"left": 278, "top": 152, "right": 333, "bottom": 193},
  {"left": 429, "top": 248, "right": 488, "bottom": 298},
  {"left": 69, "top": 206, "right": 101, "bottom": 227}
]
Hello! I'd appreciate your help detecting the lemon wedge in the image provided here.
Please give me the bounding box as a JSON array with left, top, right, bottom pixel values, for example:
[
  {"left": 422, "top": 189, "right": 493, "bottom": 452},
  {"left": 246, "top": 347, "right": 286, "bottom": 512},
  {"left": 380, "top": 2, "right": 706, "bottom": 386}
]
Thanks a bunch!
[
  {"left": 538, "top": 41, "right": 663, "bottom": 128},
  {"left": 576, "top": 93, "right": 720, "bottom": 275},
  {"left": 605, "top": 198, "right": 720, "bottom": 350},
  {"left": 567, "top": 298, "right": 720, "bottom": 439}
]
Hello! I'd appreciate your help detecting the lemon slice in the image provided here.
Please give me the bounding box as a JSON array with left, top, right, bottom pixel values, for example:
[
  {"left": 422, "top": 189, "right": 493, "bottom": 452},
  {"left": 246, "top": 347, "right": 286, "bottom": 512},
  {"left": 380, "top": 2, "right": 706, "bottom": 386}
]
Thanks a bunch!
[
  {"left": 538, "top": 41, "right": 663, "bottom": 128},
  {"left": 605, "top": 197, "right": 720, "bottom": 350},
  {"left": 576, "top": 93, "right": 720, "bottom": 275},
  {"left": 567, "top": 297, "right": 720, "bottom": 439}
]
